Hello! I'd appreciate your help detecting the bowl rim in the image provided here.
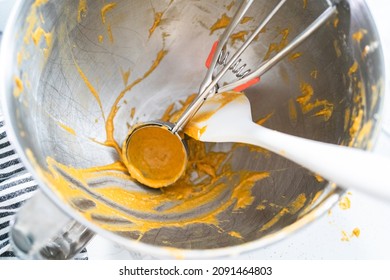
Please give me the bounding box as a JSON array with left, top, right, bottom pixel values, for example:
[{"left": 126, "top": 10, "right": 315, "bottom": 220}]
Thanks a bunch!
[{"left": 0, "top": 0, "right": 385, "bottom": 259}]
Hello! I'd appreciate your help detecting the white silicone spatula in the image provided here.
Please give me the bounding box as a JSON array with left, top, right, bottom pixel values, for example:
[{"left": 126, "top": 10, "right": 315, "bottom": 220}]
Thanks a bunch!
[{"left": 185, "top": 92, "right": 390, "bottom": 201}]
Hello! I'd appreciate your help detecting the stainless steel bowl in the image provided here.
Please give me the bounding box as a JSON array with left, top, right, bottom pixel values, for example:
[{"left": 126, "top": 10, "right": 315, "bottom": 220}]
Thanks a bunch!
[{"left": 0, "top": 0, "right": 385, "bottom": 259}]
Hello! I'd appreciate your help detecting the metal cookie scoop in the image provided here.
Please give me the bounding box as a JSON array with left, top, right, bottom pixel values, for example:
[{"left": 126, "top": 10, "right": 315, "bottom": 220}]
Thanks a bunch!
[
  {"left": 124, "top": 0, "right": 338, "bottom": 188},
  {"left": 122, "top": 121, "right": 187, "bottom": 188}
]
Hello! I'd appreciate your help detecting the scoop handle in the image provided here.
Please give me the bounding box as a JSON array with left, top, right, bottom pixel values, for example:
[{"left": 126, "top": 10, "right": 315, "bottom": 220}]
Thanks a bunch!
[{"left": 237, "top": 122, "right": 390, "bottom": 201}]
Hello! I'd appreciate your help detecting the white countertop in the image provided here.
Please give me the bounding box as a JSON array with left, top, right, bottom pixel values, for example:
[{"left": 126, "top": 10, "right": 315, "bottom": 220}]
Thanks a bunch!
[{"left": 1, "top": 0, "right": 389, "bottom": 260}]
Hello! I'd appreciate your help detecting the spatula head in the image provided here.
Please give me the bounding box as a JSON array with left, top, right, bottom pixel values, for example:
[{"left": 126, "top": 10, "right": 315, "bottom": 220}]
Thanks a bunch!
[{"left": 184, "top": 91, "right": 253, "bottom": 142}]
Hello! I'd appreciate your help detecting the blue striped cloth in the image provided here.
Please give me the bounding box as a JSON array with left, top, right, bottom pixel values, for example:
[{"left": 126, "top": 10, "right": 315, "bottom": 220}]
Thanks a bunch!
[{"left": 0, "top": 115, "right": 88, "bottom": 260}]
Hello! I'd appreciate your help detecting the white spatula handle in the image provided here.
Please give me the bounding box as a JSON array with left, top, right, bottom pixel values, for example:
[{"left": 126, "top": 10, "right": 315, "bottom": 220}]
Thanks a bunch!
[{"left": 237, "top": 122, "right": 390, "bottom": 201}]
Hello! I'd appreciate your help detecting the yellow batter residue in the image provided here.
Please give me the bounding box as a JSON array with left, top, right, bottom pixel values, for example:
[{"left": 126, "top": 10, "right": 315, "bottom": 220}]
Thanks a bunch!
[
  {"left": 228, "top": 231, "right": 243, "bottom": 239},
  {"left": 149, "top": 12, "right": 163, "bottom": 38},
  {"left": 210, "top": 13, "right": 231, "bottom": 35},
  {"left": 333, "top": 40, "right": 342, "bottom": 58},
  {"left": 24, "top": 5, "right": 39, "bottom": 45},
  {"left": 98, "top": 2, "right": 117, "bottom": 43},
  {"left": 349, "top": 108, "right": 364, "bottom": 145},
  {"left": 348, "top": 61, "right": 359, "bottom": 75},
  {"left": 310, "top": 70, "right": 318, "bottom": 79},
  {"left": 240, "top": 17, "right": 252, "bottom": 24},
  {"left": 333, "top": 17, "right": 339, "bottom": 28},
  {"left": 77, "top": 0, "right": 88, "bottom": 23},
  {"left": 28, "top": 129, "right": 271, "bottom": 235},
  {"left": 105, "top": 48, "right": 168, "bottom": 155},
  {"left": 33, "top": 0, "right": 48, "bottom": 6},
  {"left": 120, "top": 68, "right": 131, "bottom": 86},
  {"left": 289, "top": 52, "right": 302, "bottom": 61},
  {"left": 263, "top": 28, "right": 289, "bottom": 61},
  {"left": 123, "top": 125, "right": 187, "bottom": 188},
  {"left": 256, "top": 112, "right": 274, "bottom": 126},
  {"left": 183, "top": 91, "right": 245, "bottom": 140},
  {"left": 303, "top": 0, "right": 308, "bottom": 9},
  {"left": 13, "top": 77, "right": 24, "bottom": 98},
  {"left": 352, "top": 29, "right": 367, "bottom": 43},
  {"left": 352, "top": 227, "right": 360, "bottom": 238},
  {"left": 101, "top": 3, "right": 117, "bottom": 24},
  {"left": 338, "top": 195, "right": 351, "bottom": 210},
  {"left": 107, "top": 24, "right": 114, "bottom": 43},
  {"left": 314, "top": 174, "right": 324, "bottom": 183},
  {"left": 302, "top": 190, "right": 324, "bottom": 216},
  {"left": 74, "top": 61, "right": 106, "bottom": 121},
  {"left": 260, "top": 193, "right": 306, "bottom": 231},
  {"left": 31, "top": 26, "right": 53, "bottom": 58},
  {"left": 130, "top": 107, "right": 136, "bottom": 119},
  {"left": 288, "top": 98, "right": 298, "bottom": 126},
  {"left": 341, "top": 230, "right": 349, "bottom": 242},
  {"left": 17, "top": 0, "right": 54, "bottom": 69},
  {"left": 296, "top": 82, "right": 334, "bottom": 121},
  {"left": 58, "top": 122, "right": 76, "bottom": 136},
  {"left": 341, "top": 227, "right": 360, "bottom": 242},
  {"left": 32, "top": 27, "right": 51, "bottom": 46},
  {"left": 231, "top": 31, "right": 248, "bottom": 45},
  {"left": 226, "top": 1, "right": 235, "bottom": 11},
  {"left": 148, "top": 1, "right": 175, "bottom": 38}
]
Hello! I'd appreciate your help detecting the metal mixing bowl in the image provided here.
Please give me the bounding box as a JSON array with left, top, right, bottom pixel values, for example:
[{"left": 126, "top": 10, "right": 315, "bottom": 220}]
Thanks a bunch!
[{"left": 0, "top": 0, "right": 385, "bottom": 258}]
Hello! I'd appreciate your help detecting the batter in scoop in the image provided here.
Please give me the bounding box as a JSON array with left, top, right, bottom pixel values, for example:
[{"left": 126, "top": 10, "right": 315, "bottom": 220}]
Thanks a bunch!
[{"left": 123, "top": 124, "right": 187, "bottom": 188}]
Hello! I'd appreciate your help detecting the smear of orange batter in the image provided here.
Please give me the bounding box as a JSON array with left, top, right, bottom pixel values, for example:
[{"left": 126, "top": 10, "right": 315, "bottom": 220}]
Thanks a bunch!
[
  {"left": 341, "top": 227, "right": 360, "bottom": 242},
  {"left": 333, "top": 17, "right": 339, "bottom": 28},
  {"left": 148, "top": 1, "right": 175, "bottom": 38},
  {"left": 32, "top": 27, "right": 51, "bottom": 46},
  {"left": 228, "top": 231, "right": 243, "bottom": 239},
  {"left": 338, "top": 195, "right": 351, "bottom": 210},
  {"left": 333, "top": 40, "right": 342, "bottom": 58},
  {"left": 149, "top": 12, "right": 163, "bottom": 38},
  {"left": 13, "top": 77, "right": 24, "bottom": 98},
  {"left": 77, "top": 0, "right": 87, "bottom": 23},
  {"left": 210, "top": 13, "right": 231, "bottom": 35},
  {"left": 352, "top": 29, "right": 367, "bottom": 43},
  {"left": 260, "top": 193, "right": 307, "bottom": 231},
  {"left": 105, "top": 49, "right": 168, "bottom": 155},
  {"left": 101, "top": 3, "right": 117, "bottom": 24},
  {"left": 226, "top": 1, "right": 235, "bottom": 11},
  {"left": 296, "top": 82, "right": 334, "bottom": 121},
  {"left": 231, "top": 31, "right": 248, "bottom": 45},
  {"left": 58, "top": 123, "right": 76, "bottom": 136},
  {"left": 263, "top": 29, "right": 289, "bottom": 61},
  {"left": 240, "top": 17, "right": 252, "bottom": 24},
  {"left": 256, "top": 112, "right": 274, "bottom": 126},
  {"left": 310, "top": 70, "right": 318, "bottom": 79},
  {"left": 130, "top": 107, "right": 136, "bottom": 119},
  {"left": 183, "top": 91, "right": 245, "bottom": 140},
  {"left": 74, "top": 61, "right": 106, "bottom": 121},
  {"left": 314, "top": 174, "right": 324, "bottom": 183},
  {"left": 31, "top": 26, "right": 53, "bottom": 58},
  {"left": 121, "top": 68, "right": 131, "bottom": 86},
  {"left": 288, "top": 98, "right": 298, "bottom": 126},
  {"left": 348, "top": 61, "right": 359, "bottom": 75},
  {"left": 352, "top": 227, "right": 360, "bottom": 238}
]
